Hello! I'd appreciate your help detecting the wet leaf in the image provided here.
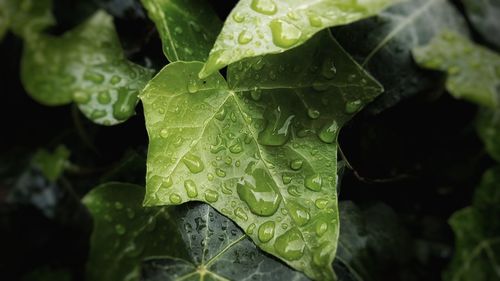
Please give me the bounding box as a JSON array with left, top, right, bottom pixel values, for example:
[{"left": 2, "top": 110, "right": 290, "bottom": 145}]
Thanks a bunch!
[
  {"left": 462, "top": 0, "right": 500, "bottom": 49},
  {"left": 413, "top": 31, "right": 500, "bottom": 108},
  {"left": 32, "top": 145, "right": 70, "bottom": 182},
  {"left": 332, "top": 0, "right": 469, "bottom": 113},
  {"left": 140, "top": 32, "right": 382, "bottom": 280},
  {"left": 199, "top": 0, "right": 398, "bottom": 78},
  {"left": 141, "top": 0, "right": 222, "bottom": 62},
  {"left": 21, "top": 11, "right": 154, "bottom": 125},
  {"left": 444, "top": 167, "right": 500, "bottom": 281}
]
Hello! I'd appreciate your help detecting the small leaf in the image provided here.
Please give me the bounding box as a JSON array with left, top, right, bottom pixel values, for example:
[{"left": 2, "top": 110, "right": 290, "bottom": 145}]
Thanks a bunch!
[
  {"left": 332, "top": 0, "right": 469, "bottom": 113},
  {"left": 2, "top": 0, "right": 55, "bottom": 40},
  {"left": 462, "top": 0, "right": 500, "bottom": 49},
  {"left": 21, "top": 11, "right": 154, "bottom": 125},
  {"left": 140, "top": 32, "right": 382, "bottom": 280},
  {"left": 413, "top": 31, "right": 500, "bottom": 108},
  {"left": 84, "top": 183, "right": 309, "bottom": 281},
  {"left": 32, "top": 145, "right": 70, "bottom": 182},
  {"left": 199, "top": 0, "right": 398, "bottom": 78},
  {"left": 444, "top": 167, "right": 500, "bottom": 281},
  {"left": 141, "top": 0, "right": 222, "bottom": 62},
  {"left": 477, "top": 108, "right": 500, "bottom": 162}
]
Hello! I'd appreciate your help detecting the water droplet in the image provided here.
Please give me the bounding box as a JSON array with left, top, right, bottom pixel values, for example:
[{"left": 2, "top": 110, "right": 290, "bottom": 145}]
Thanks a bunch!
[
  {"left": 112, "top": 89, "right": 136, "bottom": 121},
  {"left": 313, "top": 243, "right": 330, "bottom": 266},
  {"left": 345, "top": 100, "right": 362, "bottom": 114},
  {"left": 288, "top": 201, "right": 310, "bottom": 226},
  {"left": 247, "top": 223, "right": 256, "bottom": 234},
  {"left": 91, "top": 110, "right": 106, "bottom": 119},
  {"left": 318, "top": 120, "right": 338, "bottom": 143},
  {"left": 282, "top": 174, "right": 292, "bottom": 184},
  {"left": 287, "top": 185, "right": 302, "bottom": 197},
  {"left": 308, "top": 14, "right": 323, "bottom": 27},
  {"left": 250, "top": 0, "right": 277, "bottom": 15},
  {"left": 305, "top": 173, "right": 322, "bottom": 191},
  {"left": 187, "top": 79, "right": 198, "bottom": 94},
  {"left": 83, "top": 71, "right": 104, "bottom": 84},
  {"left": 221, "top": 182, "right": 233, "bottom": 195},
  {"left": 182, "top": 153, "right": 204, "bottom": 174},
  {"left": 232, "top": 12, "right": 245, "bottom": 23},
  {"left": 73, "top": 91, "right": 90, "bottom": 104},
  {"left": 274, "top": 228, "right": 305, "bottom": 260},
  {"left": 229, "top": 141, "right": 243, "bottom": 154},
  {"left": 321, "top": 58, "right": 337, "bottom": 79},
  {"left": 315, "top": 198, "right": 329, "bottom": 209},
  {"left": 315, "top": 220, "right": 328, "bottom": 237},
  {"left": 238, "top": 30, "right": 253, "bottom": 44},
  {"left": 287, "top": 11, "right": 299, "bottom": 20},
  {"left": 258, "top": 221, "right": 275, "bottom": 243},
  {"left": 216, "top": 168, "right": 226, "bottom": 177},
  {"left": 169, "top": 193, "right": 182, "bottom": 204},
  {"left": 110, "top": 75, "right": 121, "bottom": 85},
  {"left": 270, "top": 19, "right": 302, "bottom": 48},
  {"left": 184, "top": 179, "right": 198, "bottom": 198},
  {"left": 98, "top": 91, "right": 111, "bottom": 104},
  {"left": 234, "top": 207, "right": 248, "bottom": 221},
  {"left": 237, "top": 168, "right": 281, "bottom": 216},
  {"left": 215, "top": 107, "right": 227, "bottom": 121},
  {"left": 258, "top": 106, "right": 294, "bottom": 146},
  {"left": 307, "top": 108, "right": 320, "bottom": 119},
  {"left": 204, "top": 189, "right": 219, "bottom": 202},
  {"left": 174, "top": 26, "right": 183, "bottom": 34},
  {"left": 290, "top": 159, "right": 303, "bottom": 170},
  {"left": 160, "top": 129, "right": 169, "bottom": 138},
  {"left": 115, "top": 224, "right": 126, "bottom": 235}
]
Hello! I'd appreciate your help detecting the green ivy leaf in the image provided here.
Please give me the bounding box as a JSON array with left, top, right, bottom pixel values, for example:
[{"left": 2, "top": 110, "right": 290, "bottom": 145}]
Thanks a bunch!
[
  {"left": 21, "top": 11, "right": 154, "bottom": 125},
  {"left": 32, "top": 145, "right": 70, "bottom": 182},
  {"left": 140, "top": 0, "right": 222, "bottom": 62},
  {"left": 84, "top": 183, "right": 309, "bottom": 281},
  {"left": 140, "top": 32, "right": 382, "bottom": 280},
  {"left": 477, "top": 108, "right": 500, "bottom": 162},
  {"left": 461, "top": 0, "right": 500, "bottom": 49},
  {"left": 413, "top": 31, "right": 500, "bottom": 108},
  {"left": 84, "top": 183, "right": 184, "bottom": 281},
  {"left": 332, "top": 0, "right": 469, "bottom": 113},
  {"left": 8, "top": 0, "right": 54, "bottom": 39},
  {"left": 444, "top": 167, "right": 500, "bottom": 281},
  {"left": 199, "top": 0, "right": 398, "bottom": 78}
]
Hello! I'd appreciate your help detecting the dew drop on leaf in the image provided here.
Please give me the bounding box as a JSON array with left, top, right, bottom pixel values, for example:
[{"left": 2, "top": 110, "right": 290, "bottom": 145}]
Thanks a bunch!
[
  {"left": 269, "top": 19, "right": 302, "bottom": 48},
  {"left": 315, "top": 198, "right": 329, "bottom": 209},
  {"left": 183, "top": 179, "right": 198, "bottom": 198},
  {"left": 204, "top": 189, "right": 219, "bottom": 203},
  {"left": 232, "top": 12, "right": 245, "bottom": 23},
  {"left": 307, "top": 108, "right": 320, "bottom": 119},
  {"left": 238, "top": 30, "right": 253, "bottom": 44},
  {"left": 274, "top": 228, "right": 305, "bottom": 260},
  {"left": 308, "top": 14, "right": 323, "bottom": 27},
  {"left": 247, "top": 223, "right": 256, "bottom": 234},
  {"left": 318, "top": 120, "right": 338, "bottom": 143},
  {"left": 234, "top": 207, "right": 248, "bottom": 221},
  {"left": 345, "top": 100, "right": 363, "bottom": 114},
  {"left": 182, "top": 153, "right": 205, "bottom": 174},
  {"left": 169, "top": 193, "right": 182, "bottom": 204},
  {"left": 258, "top": 221, "right": 276, "bottom": 243},
  {"left": 315, "top": 220, "right": 328, "bottom": 237},
  {"left": 237, "top": 168, "right": 281, "bottom": 216},
  {"left": 290, "top": 159, "right": 303, "bottom": 170},
  {"left": 288, "top": 201, "right": 310, "bottom": 226},
  {"left": 304, "top": 173, "right": 322, "bottom": 191},
  {"left": 250, "top": 0, "right": 277, "bottom": 15}
]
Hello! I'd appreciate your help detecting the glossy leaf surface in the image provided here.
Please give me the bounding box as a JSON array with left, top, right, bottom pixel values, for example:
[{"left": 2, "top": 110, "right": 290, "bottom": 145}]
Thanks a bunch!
[
  {"left": 21, "top": 11, "right": 154, "bottom": 125},
  {"left": 141, "top": 0, "right": 222, "bottom": 62},
  {"left": 199, "top": 0, "right": 398, "bottom": 77},
  {"left": 413, "top": 31, "right": 500, "bottom": 108},
  {"left": 140, "top": 33, "right": 382, "bottom": 280},
  {"left": 444, "top": 167, "right": 500, "bottom": 281},
  {"left": 332, "top": 0, "right": 468, "bottom": 113},
  {"left": 462, "top": 0, "right": 500, "bottom": 49}
]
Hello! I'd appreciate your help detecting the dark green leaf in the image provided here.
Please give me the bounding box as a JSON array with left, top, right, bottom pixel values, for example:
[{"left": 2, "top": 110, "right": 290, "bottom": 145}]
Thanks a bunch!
[
  {"left": 413, "top": 31, "right": 500, "bottom": 108},
  {"left": 332, "top": 0, "right": 469, "bottom": 113},
  {"left": 32, "top": 145, "right": 70, "bottom": 182},
  {"left": 21, "top": 11, "right": 154, "bottom": 125},
  {"left": 462, "top": 0, "right": 500, "bottom": 49},
  {"left": 140, "top": 32, "right": 382, "bottom": 280},
  {"left": 477, "top": 108, "right": 500, "bottom": 162},
  {"left": 199, "top": 0, "right": 398, "bottom": 78},
  {"left": 444, "top": 167, "right": 500, "bottom": 281},
  {"left": 141, "top": 0, "right": 222, "bottom": 62}
]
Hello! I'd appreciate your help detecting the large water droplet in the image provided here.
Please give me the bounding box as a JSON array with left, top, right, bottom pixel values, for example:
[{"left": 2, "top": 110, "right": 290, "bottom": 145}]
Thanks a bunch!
[
  {"left": 182, "top": 153, "right": 204, "bottom": 174},
  {"left": 287, "top": 201, "right": 310, "bottom": 226},
  {"left": 290, "top": 159, "right": 303, "bottom": 170},
  {"left": 169, "top": 193, "right": 182, "bottom": 204},
  {"left": 345, "top": 100, "right": 362, "bottom": 114},
  {"left": 247, "top": 223, "right": 256, "bottom": 234},
  {"left": 258, "top": 221, "right": 275, "bottom": 242},
  {"left": 204, "top": 189, "right": 219, "bottom": 202},
  {"left": 274, "top": 228, "right": 305, "bottom": 260},
  {"left": 250, "top": 0, "right": 277, "bottom": 15},
  {"left": 313, "top": 243, "right": 330, "bottom": 266},
  {"left": 113, "top": 89, "right": 136, "bottom": 121},
  {"left": 234, "top": 207, "right": 248, "bottom": 221},
  {"left": 187, "top": 79, "right": 198, "bottom": 94},
  {"left": 318, "top": 120, "right": 338, "bottom": 143},
  {"left": 83, "top": 71, "right": 104, "bottom": 84},
  {"left": 307, "top": 108, "right": 320, "bottom": 119},
  {"left": 237, "top": 168, "right": 281, "bottom": 216},
  {"left": 304, "top": 173, "right": 322, "bottom": 191},
  {"left": 258, "top": 106, "right": 294, "bottom": 146},
  {"left": 98, "top": 91, "right": 111, "bottom": 105},
  {"left": 315, "top": 198, "right": 329, "bottom": 209},
  {"left": 238, "top": 30, "right": 253, "bottom": 44},
  {"left": 315, "top": 220, "right": 328, "bottom": 237},
  {"left": 269, "top": 19, "right": 302, "bottom": 48},
  {"left": 232, "top": 12, "right": 245, "bottom": 23},
  {"left": 184, "top": 179, "right": 198, "bottom": 198}
]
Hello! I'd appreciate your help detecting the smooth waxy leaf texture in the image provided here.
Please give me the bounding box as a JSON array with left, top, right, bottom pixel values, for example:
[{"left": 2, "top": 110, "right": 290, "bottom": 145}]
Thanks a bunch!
[
  {"left": 141, "top": 32, "right": 382, "bottom": 280},
  {"left": 444, "top": 167, "right": 500, "bottom": 281},
  {"left": 332, "top": 0, "right": 468, "bottom": 113},
  {"left": 32, "top": 145, "right": 70, "bottom": 182},
  {"left": 199, "top": 0, "right": 398, "bottom": 78},
  {"left": 462, "top": 0, "right": 500, "bottom": 49},
  {"left": 413, "top": 31, "right": 500, "bottom": 108},
  {"left": 84, "top": 183, "right": 309, "bottom": 281},
  {"left": 21, "top": 11, "right": 154, "bottom": 125},
  {"left": 84, "top": 183, "right": 181, "bottom": 281},
  {"left": 141, "top": 0, "right": 222, "bottom": 62},
  {"left": 477, "top": 108, "right": 500, "bottom": 162}
]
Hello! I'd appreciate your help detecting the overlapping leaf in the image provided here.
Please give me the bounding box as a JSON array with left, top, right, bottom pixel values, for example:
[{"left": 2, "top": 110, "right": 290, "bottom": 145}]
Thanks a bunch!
[
  {"left": 462, "top": 0, "right": 500, "bottom": 49},
  {"left": 413, "top": 31, "right": 500, "bottom": 108},
  {"left": 84, "top": 183, "right": 309, "bottom": 281},
  {"left": 199, "top": 0, "right": 398, "bottom": 78},
  {"left": 332, "top": 0, "right": 469, "bottom": 113},
  {"left": 140, "top": 32, "right": 382, "bottom": 280},
  {"left": 21, "top": 11, "right": 154, "bottom": 125},
  {"left": 444, "top": 167, "right": 500, "bottom": 281},
  {"left": 141, "top": 0, "right": 222, "bottom": 62}
]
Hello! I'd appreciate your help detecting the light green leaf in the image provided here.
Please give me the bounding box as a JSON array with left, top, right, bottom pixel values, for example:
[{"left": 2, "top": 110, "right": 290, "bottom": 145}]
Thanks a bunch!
[
  {"left": 8, "top": 0, "right": 54, "bottom": 39},
  {"left": 32, "top": 145, "right": 70, "bottom": 182},
  {"left": 199, "top": 0, "right": 398, "bottom": 78},
  {"left": 140, "top": 32, "right": 382, "bottom": 280},
  {"left": 332, "top": 0, "right": 469, "bottom": 113},
  {"left": 477, "top": 108, "right": 500, "bottom": 162},
  {"left": 444, "top": 167, "right": 500, "bottom": 281},
  {"left": 413, "top": 31, "right": 500, "bottom": 108},
  {"left": 140, "top": 0, "right": 222, "bottom": 62},
  {"left": 85, "top": 183, "right": 309, "bottom": 281},
  {"left": 462, "top": 0, "right": 500, "bottom": 49},
  {"left": 21, "top": 11, "right": 154, "bottom": 125}
]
